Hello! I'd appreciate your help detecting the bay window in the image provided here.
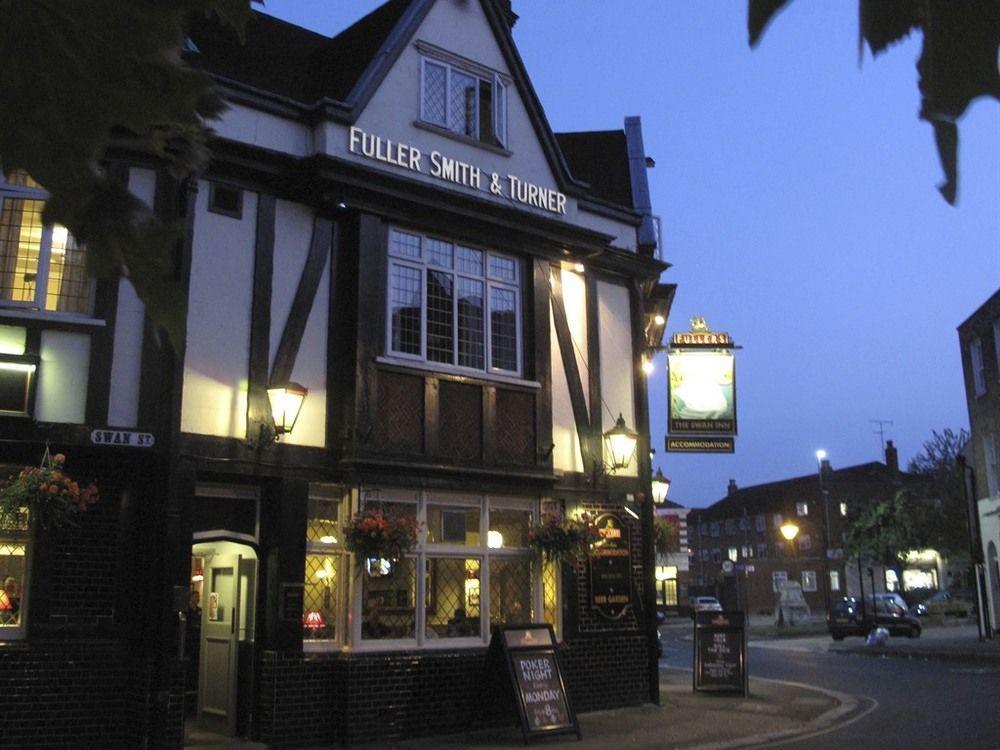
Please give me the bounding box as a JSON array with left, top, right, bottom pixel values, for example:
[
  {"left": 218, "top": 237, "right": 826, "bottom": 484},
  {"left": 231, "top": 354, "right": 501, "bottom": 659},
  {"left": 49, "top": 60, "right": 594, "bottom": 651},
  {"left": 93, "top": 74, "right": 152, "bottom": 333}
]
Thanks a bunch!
[
  {"left": 387, "top": 229, "right": 522, "bottom": 376},
  {"left": 0, "top": 170, "right": 92, "bottom": 315}
]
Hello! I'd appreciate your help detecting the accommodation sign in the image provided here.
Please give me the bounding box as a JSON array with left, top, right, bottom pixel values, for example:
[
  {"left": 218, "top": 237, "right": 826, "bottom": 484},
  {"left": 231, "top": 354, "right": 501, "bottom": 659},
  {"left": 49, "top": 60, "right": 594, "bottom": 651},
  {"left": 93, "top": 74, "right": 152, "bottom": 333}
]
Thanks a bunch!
[
  {"left": 349, "top": 126, "right": 567, "bottom": 215},
  {"left": 589, "top": 513, "right": 631, "bottom": 619}
]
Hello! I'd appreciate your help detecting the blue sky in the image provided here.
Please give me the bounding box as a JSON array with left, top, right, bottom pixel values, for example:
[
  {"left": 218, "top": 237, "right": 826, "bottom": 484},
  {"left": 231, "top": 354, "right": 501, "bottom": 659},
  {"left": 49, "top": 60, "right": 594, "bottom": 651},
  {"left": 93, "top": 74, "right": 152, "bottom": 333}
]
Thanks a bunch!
[{"left": 262, "top": 1, "right": 1000, "bottom": 507}]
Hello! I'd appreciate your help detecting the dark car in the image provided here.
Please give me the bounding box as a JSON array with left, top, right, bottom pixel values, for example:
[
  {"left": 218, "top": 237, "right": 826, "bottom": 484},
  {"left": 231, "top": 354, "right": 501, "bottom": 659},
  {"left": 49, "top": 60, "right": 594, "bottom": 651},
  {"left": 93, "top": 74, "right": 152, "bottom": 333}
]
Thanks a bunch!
[{"left": 827, "top": 596, "right": 922, "bottom": 640}]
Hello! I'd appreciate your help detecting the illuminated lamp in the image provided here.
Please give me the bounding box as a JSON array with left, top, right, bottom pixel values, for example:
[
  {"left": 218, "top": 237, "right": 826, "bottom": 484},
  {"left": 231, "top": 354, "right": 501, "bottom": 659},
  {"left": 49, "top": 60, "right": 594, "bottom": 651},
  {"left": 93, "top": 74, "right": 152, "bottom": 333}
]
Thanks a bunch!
[
  {"left": 603, "top": 413, "right": 638, "bottom": 473},
  {"left": 267, "top": 381, "right": 307, "bottom": 437},
  {"left": 651, "top": 468, "right": 671, "bottom": 505}
]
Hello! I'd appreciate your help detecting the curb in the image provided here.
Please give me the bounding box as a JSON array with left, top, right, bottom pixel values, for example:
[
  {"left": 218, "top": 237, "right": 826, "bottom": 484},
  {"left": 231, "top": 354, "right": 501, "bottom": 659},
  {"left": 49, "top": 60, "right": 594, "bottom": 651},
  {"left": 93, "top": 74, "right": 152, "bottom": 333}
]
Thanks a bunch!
[
  {"left": 660, "top": 667, "right": 868, "bottom": 750},
  {"left": 829, "top": 646, "right": 1000, "bottom": 665}
]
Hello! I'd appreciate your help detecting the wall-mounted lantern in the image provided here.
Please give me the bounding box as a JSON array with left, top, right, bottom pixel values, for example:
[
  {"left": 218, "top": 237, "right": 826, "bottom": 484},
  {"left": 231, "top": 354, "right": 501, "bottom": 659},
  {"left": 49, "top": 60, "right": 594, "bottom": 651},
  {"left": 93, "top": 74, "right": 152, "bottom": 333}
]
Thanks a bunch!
[
  {"left": 603, "top": 413, "right": 639, "bottom": 473},
  {"left": 267, "top": 381, "right": 307, "bottom": 438},
  {"left": 651, "top": 468, "right": 671, "bottom": 505}
]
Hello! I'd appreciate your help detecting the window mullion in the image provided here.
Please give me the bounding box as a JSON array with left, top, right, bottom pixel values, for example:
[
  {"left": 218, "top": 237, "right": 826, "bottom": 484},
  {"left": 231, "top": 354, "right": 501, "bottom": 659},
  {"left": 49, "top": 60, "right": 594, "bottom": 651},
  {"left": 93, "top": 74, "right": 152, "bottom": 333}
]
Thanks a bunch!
[
  {"left": 35, "top": 224, "right": 53, "bottom": 310},
  {"left": 451, "top": 271, "right": 459, "bottom": 367}
]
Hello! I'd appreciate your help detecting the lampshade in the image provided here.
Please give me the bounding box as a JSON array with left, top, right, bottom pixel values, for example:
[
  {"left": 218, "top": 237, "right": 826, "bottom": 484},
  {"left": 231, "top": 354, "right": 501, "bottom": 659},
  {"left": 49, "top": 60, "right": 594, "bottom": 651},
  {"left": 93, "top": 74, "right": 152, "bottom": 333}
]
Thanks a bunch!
[
  {"left": 302, "top": 610, "right": 325, "bottom": 629},
  {"left": 267, "top": 381, "right": 307, "bottom": 435},
  {"left": 487, "top": 530, "right": 504, "bottom": 549},
  {"left": 779, "top": 521, "right": 799, "bottom": 541},
  {"left": 603, "top": 413, "right": 639, "bottom": 472},
  {"left": 0, "top": 590, "right": 11, "bottom": 612},
  {"left": 651, "top": 468, "right": 671, "bottom": 504}
]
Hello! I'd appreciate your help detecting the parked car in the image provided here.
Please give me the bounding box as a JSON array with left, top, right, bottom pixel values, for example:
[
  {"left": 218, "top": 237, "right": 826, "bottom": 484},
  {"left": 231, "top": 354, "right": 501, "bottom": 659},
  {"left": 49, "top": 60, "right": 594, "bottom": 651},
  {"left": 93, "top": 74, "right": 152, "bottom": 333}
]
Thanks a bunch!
[
  {"left": 689, "top": 596, "right": 723, "bottom": 618},
  {"left": 827, "top": 596, "right": 922, "bottom": 640},
  {"left": 915, "top": 590, "right": 975, "bottom": 617}
]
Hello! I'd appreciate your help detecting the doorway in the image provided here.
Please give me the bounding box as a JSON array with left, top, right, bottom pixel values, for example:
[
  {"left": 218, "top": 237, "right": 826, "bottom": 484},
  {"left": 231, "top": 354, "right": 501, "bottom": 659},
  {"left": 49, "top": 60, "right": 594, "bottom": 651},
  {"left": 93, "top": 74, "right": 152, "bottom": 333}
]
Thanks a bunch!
[{"left": 187, "top": 540, "right": 258, "bottom": 740}]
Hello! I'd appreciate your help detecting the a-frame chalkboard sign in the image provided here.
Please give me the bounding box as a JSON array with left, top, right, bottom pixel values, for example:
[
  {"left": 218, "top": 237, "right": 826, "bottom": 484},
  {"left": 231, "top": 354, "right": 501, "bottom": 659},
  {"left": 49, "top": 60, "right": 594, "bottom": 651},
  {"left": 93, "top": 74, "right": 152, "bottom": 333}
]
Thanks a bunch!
[{"left": 485, "top": 624, "right": 581, "bottom": 744}]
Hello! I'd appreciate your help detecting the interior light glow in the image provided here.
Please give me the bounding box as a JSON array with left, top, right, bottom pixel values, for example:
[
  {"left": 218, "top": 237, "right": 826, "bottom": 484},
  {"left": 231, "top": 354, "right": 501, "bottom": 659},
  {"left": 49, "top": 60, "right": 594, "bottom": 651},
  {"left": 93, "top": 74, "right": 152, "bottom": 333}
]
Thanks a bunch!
[
  {"left": 487, "top": 530, "right": 504, "bottom": 548},
  {"left": 0, "top": 362, "right": 36, "bottom": 373}
]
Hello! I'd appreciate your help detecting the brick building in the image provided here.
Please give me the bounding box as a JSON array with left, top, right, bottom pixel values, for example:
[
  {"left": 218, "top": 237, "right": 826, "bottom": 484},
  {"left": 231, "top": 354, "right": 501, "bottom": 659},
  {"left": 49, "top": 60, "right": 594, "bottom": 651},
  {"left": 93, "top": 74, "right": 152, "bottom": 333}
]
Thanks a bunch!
[
  {"left": 958, "top": 287, "right": 1000, "bottom": 636},
  {"left": 687, "top": 443, "right": 935, "bottom": 617},
  {"left": 0, "top": 1, "right": 673, "bottom": 747}
]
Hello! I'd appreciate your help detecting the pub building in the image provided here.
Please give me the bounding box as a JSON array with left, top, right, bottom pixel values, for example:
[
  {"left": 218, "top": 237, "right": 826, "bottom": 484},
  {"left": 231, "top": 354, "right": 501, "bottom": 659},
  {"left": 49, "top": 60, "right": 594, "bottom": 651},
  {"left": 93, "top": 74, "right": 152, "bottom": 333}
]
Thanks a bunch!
[{"left": 0, "top": 1, "right": 675, "bottom": 747}]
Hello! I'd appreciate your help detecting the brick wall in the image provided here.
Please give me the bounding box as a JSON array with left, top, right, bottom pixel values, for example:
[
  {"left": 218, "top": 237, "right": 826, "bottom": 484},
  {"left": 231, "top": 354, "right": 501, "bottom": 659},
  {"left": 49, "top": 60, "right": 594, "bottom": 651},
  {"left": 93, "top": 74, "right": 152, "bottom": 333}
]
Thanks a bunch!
[{"left": 0, "top": 642, "right": 152, "bottom": 749}]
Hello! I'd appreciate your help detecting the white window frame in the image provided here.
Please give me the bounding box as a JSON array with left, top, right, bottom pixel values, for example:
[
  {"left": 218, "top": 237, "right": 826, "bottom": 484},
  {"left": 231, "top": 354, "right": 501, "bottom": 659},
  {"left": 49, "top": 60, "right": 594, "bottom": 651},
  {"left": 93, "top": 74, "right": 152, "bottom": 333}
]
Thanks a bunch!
[
  {"left": 0, "top": 172, "right": 92, "bottom": 316},
  {"left": 386, "top": 229, "right": 522, "bottom": 377},
  {"left": 796, "top": 501, "right": 808, "bottom": 517},
  {"left": 984, "top": 433, "right": 999, "bottom": 497},
  {"left": 971, "top": 338, "right": 986, "bottom": 396},
  {"left": 830, "top": 570, "right": 841, "bottom": 592},
  {"left": 303, "top": 485, "right": 348, "bottom": 652},
  {"left": 349, "top": 490, "right": 542, "bottom": 651},
  {"left": 772, "top": 570, "right": 788, "bottom": 593},
  {"left": 802, "top": 570, "right": 817, "bottom": 592},
  {"left": 419, "top": 56, "right": 509, "bottom": 148}
]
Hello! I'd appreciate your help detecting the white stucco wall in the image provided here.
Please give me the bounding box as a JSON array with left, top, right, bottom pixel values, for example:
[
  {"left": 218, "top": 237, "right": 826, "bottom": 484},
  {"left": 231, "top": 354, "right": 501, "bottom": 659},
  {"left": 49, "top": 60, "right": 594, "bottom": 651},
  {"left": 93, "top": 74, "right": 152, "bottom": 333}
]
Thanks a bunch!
[
  {"left": 269, "top": 200, "right": 328, "bottom": 448},
  {"left": 597, "top": 280, "right": 636, "bottom": 477},
  {"left": 181, "top": 183, "right": 258, "bottom": 438},
  {"left": 979, "top": 496, "right": 1000, "bottom": 633},
  {"left": 213, "top": 102, "right": 313, "bottom": 157},
  {"left": 36, "top": 330, "right": 90, "bottom": 424},
  {"left": 550, "top": 267, "right": 588, "bottom": 473}
]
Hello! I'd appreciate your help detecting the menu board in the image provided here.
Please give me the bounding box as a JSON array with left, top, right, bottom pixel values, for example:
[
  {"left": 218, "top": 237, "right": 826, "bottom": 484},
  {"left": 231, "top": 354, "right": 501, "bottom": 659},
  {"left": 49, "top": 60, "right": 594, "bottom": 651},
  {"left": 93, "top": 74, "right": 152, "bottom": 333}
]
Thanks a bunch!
[
  {"left": 486, "top": 624, "right": 581, "bottom": 743},
  {"left": 511, "top": 651, "right": 572, "bottom": 732},
  {"left": 693, "top": 611, "right": 747, "bottom": 695}
]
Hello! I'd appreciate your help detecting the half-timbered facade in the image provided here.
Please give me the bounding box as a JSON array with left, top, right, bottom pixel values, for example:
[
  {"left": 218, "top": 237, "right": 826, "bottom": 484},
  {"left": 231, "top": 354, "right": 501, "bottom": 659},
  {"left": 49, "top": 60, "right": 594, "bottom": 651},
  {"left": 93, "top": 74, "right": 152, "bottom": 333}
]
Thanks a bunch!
[{"left": 0, "top": 2, "right": 673, "bottom": 746}]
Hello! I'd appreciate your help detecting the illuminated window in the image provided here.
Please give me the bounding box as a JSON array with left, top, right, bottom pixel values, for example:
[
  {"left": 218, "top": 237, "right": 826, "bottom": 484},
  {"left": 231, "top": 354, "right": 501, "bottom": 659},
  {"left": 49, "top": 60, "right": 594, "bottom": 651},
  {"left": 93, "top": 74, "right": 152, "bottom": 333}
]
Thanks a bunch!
[
  {"left": 0, "top": 170, "right": 92, "bottom": 315},
  {"left": 387, "top": 229, "right": 521, "bottom": 376},
  {"left": 727, "top": 547, "right": 738, "bottom": 562},
  {"left": 796, "top": 502, "right": 808, "bottom": 516},
  {"left": 0, "top": 469, "right": 29, "bottom": 637},
  {"left": 303, "top": 486, "right": 346, "bottom": 648},
  {"left": 830, "top": 571, "right": 840, "bottom": 591},
  {"left": 420, "top": 56, "right": 508, "bottom": 148},
  {"left": 356, "top": 492, "right": 541, "bottom": 646},
  {"left": 772, "top": 570, "right": 787, "bottom": 592},
  {"left": 801, "top": 570, "right": 817, "bottom": 592}
]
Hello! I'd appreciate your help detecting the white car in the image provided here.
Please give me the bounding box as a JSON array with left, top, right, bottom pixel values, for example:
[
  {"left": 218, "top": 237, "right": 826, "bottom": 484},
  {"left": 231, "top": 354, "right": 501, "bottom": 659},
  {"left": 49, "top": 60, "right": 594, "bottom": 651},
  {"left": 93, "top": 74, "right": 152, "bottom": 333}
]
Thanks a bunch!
[{"left": 689, "top": 596, "right": 723, "bottom": 618}]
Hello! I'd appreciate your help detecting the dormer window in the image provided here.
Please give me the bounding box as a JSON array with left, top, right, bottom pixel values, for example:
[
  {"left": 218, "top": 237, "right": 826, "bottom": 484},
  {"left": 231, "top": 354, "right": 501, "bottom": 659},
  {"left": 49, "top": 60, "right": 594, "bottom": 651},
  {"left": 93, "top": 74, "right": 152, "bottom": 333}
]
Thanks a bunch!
[{"left": 420, "top": 55, "right": 508, "bottom": 149}]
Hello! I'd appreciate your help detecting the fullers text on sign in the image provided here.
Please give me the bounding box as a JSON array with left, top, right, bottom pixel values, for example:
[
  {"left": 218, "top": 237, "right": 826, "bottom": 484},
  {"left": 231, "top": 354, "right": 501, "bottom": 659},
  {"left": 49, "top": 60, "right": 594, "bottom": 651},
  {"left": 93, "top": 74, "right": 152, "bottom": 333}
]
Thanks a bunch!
[{"left": 348, "top": 126, "right": 567, "bottom": 215}]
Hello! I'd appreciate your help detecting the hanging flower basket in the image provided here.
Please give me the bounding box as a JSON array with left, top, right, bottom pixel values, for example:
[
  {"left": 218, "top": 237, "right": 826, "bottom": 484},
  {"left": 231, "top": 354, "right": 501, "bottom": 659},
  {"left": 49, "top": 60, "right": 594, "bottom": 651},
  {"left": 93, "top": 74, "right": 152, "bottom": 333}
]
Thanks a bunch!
[
  {"left": 0, "top": 451, "right": 99, "bottom": 531},
  {"left": 528, "top": 511, "right": 600, "bottom": 563},
  {"left": 342, "top": 507, "right": 420, "bottom": 573}
]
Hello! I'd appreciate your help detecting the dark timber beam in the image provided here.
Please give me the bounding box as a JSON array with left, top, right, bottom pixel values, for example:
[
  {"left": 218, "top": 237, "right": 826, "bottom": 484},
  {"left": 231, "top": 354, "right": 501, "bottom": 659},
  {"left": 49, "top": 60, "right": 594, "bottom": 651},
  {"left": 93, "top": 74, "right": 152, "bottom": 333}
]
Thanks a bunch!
[{"left": 248, "top": 193, "right": 276, "bottom": 444}]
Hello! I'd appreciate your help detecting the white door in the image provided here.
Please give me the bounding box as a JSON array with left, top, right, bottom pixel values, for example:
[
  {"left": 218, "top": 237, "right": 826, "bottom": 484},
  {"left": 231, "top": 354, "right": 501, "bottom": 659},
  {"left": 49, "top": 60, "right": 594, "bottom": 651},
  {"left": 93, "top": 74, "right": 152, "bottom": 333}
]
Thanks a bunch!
[{"left": 198, "top": 552, "right": 242, "bottom": 734}]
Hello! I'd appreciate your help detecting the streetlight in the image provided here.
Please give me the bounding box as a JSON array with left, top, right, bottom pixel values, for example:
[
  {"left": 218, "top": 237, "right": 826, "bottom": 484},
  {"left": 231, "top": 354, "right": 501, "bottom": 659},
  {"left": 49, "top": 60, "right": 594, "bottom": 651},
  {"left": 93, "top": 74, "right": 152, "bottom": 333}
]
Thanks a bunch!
[
  {"left": 816, "top": 450, "right": 832, "bottom": 614},
  {"left": 651, "top": 468, "right": 671, "bottom": 505},
  {"left": 778, "top": 521, "right": 799, "bottom": 626},
  {"left": 602, "top": 413, "right": 639, "bottom": 473}
]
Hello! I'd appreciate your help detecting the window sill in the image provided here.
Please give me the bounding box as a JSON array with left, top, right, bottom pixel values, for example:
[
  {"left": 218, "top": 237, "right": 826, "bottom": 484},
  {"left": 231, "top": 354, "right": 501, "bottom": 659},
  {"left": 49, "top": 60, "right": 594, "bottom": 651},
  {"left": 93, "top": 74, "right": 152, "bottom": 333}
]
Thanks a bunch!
[
  {"left": 0, "top": 308, "right": 105, "bottom": 328},
  {"left": 376, "top": 356, "right": 540, "bottom": 390},
  {"left": 412, "top": 120, "right": 511, "bottom": 158}
]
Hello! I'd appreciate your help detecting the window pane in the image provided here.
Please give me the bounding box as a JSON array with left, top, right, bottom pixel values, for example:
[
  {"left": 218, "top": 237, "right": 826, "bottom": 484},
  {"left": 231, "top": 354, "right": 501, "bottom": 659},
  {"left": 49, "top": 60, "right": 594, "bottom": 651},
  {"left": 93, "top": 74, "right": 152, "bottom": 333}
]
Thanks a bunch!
[
  {"left": 456, "top": 246, "right": 483, "bottom": 276},
  {"left": 478, "top": 79, "right": 494, "bottom": 143},
  {"left": 362, "top": 557, "right": 416, "bottom": 640},
  {"left": 488, "top": 254, "right": 517, "bottom": 282},
  {"left": 449, "top": 70, "right": 477, "bottom": 137},
  {"left": 0, "top": 198, "right": 44, "bottom": 305},
  {"left": 46, "top": 225, "right": 90, "bottom": 314},
  {"left": 304, "top": 554, "right": 341, "bottom": 643},
  {"left": 488, "top": 508, "right": 530, "bottom": 549},
  {"left": 456, "top": 277, "right": 484, "bottom": 369},
  {"left": 389, "top": 229, "right": 421, "bottom": 259},
  {"left": 427, "top": 504, "right": 481, "bottom": 545},
  {"left": 0, "top": 366, "right": 31, "bottom": 414},
  {"left": 542, "top": 559, "right": 557, "bottom": 632},
  {"left": 306, "top": 495, "right": 342, "bottom": 544},
  {"left": 489, "top": 557, "right": 533, "bottom": 626},
  {"left": 0, "top": 532, "right": 27, "bottom": 629},
  {"left": 2, "top": 170, "right": 41, "bottom": 189},
  {"left": 490, "top": 286, "right": 517, "bottom": 371},
  {"left": 425, "top": 238, "right": 452, "bottom": 269},
  {"left": 390, "top": 263, "right": 422, "bottom": 355},
  {"left": 422, "top": 61, "right": 447, "bottom": 126},
  {"left": 425, "top": 557, "right": 481, "bottom": 639},
  {"left": 426, "top": 269, "right": 454, "bottom": 364}
]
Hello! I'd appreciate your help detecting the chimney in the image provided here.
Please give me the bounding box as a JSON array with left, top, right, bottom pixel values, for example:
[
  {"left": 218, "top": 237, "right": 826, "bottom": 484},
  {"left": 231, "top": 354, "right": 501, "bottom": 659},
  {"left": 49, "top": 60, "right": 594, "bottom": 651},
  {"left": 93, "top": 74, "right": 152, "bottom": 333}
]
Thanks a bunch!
[
  {"left": 727, "top": 479, "right": 738, "bottom": 498},
  {"left": 885, "top": 440, "right": 899, "bottom": 475}
]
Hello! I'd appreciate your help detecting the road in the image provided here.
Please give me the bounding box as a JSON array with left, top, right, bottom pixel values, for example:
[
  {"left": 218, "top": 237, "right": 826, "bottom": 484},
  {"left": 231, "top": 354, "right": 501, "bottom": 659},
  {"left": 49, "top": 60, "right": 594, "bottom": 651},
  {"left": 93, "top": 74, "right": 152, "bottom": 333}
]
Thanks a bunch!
[{"left": 659, "top": 623, "right": 1000, "bottom": 749}]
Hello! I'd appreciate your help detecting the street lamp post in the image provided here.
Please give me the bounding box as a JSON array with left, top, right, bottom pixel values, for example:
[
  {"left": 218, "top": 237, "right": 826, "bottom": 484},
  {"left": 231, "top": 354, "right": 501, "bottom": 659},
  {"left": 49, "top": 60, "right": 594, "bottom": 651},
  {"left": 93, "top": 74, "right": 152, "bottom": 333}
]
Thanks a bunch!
[
  {"left": 816, "top": 450, "right": 832, "bottom": 615},
  {"left": 778, "top": 521, "right": 799, "bottom": 626}
]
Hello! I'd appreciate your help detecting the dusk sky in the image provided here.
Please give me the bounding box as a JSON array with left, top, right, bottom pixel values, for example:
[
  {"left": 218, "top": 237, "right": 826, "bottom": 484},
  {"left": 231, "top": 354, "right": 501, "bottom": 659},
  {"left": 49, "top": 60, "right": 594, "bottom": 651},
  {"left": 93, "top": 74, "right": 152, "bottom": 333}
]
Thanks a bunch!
[{"left": 264, "top": 1, "right": 999, "bottom": 507}]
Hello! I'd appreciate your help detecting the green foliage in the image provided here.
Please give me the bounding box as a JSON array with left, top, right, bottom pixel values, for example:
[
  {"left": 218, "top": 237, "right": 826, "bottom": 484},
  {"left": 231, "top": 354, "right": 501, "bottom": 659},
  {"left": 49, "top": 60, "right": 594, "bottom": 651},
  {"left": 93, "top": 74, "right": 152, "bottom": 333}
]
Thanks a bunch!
[
  {"left": 844, "top": 489, "right": 920, "bottom": 566},
  {"left": 0, "top": 453, "right": 99, "bottom": 531},
  {"left": 0, "top": 1, "right": 251, "bottom": 351},
  {"left": 528, "top": 512, "right": 601, "bottom": 563},
  {"left": 905, "top": 428, "right": 971, "bottom": 555},
  {"left": 654, "top": 516, "right": 681, "bottom": 556}
]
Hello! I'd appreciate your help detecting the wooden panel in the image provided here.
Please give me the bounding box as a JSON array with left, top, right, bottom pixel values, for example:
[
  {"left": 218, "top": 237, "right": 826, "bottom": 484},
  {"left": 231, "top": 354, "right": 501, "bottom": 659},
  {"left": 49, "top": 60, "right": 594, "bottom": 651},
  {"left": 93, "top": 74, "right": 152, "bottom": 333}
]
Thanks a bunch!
[
  {"left": 374, "top": 371, "right": 424, "bottom": 453},
  {"left": 495, "top": 388, "right": 536, "bottom": 465},
  {"left": 438, "top": 380, "right": 482, "bottom": 461}
]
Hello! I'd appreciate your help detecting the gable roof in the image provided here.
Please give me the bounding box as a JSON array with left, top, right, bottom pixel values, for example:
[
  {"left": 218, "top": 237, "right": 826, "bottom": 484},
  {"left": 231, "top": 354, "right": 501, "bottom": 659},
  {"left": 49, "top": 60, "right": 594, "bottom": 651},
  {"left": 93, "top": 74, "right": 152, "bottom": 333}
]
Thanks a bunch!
[
  {"left": 554, "top": 131, "right": 633, "bottom": 208},
  {"left": 185, "top": 1, "right": 646, "bottom": 217}
]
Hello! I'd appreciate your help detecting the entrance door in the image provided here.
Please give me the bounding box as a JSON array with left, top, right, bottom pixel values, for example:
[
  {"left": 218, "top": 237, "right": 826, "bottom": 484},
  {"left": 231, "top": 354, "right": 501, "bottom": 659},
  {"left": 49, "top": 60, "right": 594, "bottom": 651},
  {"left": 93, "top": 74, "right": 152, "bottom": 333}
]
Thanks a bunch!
[{"left": 194, "top": 541, "right": 257, "bottom": 736}]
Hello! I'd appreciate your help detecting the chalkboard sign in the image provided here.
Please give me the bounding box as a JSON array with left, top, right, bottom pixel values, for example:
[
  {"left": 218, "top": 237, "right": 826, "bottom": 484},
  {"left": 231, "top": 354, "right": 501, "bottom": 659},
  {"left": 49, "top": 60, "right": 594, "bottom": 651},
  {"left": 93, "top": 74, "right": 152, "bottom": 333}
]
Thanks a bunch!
[
  {"left": 490, "top": 624, "right": 581, "bottom": 743},
  {"left": 693, "top": 611, "right": 747, "bottom": 695},
  {"left": 589, "top": 513, "right": 632, "bottom": 619}
]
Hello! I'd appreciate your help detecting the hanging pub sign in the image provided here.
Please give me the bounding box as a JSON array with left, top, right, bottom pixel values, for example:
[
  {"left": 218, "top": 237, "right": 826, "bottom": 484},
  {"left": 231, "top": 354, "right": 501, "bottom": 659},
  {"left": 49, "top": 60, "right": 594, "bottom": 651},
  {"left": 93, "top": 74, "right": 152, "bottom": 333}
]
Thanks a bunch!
[
  {"left": 589, "top": 513, "right": 632, "bottom": 619},
  {"left": 666, "top": 317, "right": 738, "bottom": 451}
]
